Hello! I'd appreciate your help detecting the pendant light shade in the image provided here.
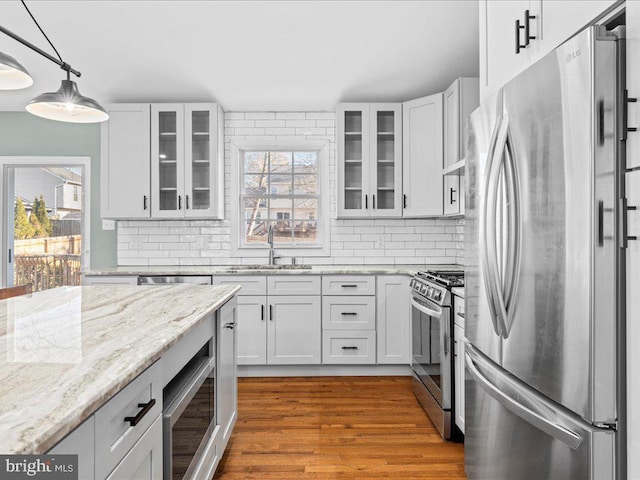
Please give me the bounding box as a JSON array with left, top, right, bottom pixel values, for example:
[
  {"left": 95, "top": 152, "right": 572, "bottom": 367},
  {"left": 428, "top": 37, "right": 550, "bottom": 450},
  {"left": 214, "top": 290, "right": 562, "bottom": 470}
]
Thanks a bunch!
[
  {"left": 26, "top": 79, "right": 108, "bottom": 123},
  {"left": 0, "top": 51, "right": 33, "bottom": 90}
]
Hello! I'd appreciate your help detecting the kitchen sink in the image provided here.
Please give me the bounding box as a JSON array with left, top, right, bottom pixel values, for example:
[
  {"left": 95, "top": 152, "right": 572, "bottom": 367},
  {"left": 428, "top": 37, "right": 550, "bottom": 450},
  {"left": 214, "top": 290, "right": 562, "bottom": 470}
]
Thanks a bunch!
[{"left": 222, "top": 264, "right": 312, "bottom": 272}]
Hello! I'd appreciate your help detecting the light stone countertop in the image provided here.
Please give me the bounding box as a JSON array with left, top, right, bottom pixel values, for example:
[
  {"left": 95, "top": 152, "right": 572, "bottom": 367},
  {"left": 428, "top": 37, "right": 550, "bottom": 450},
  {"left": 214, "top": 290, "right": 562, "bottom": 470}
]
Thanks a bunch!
[
  {"left": 0, "top": 284, "right": 240, "bottom": 455},
  {"left": 452, "top": 286, "right": 465, "bottom": 298},
  {"left": 84, "top": 264, "right": 463, "bottom": 277}
]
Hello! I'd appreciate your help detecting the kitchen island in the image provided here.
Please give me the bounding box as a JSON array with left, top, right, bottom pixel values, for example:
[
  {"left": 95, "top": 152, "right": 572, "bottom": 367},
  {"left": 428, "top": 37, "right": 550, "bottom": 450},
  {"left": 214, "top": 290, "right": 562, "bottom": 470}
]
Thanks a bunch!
[{"left": 0, "top": 284, "right": 240, "bottom": 478}]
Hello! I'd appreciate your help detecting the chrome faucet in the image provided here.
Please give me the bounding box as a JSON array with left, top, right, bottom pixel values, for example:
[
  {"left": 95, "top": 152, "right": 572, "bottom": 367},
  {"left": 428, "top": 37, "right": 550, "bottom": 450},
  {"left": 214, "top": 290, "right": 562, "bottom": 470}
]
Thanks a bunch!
[{"left": 267, "top": 224, "right": 281, "bottom": 266}]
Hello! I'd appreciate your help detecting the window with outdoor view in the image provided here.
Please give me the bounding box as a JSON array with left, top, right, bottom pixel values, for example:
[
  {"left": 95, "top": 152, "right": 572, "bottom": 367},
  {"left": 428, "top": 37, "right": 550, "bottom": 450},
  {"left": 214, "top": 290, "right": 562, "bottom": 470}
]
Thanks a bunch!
[{"left": 241, "top": 150, "right": 320, "bottom": 245}]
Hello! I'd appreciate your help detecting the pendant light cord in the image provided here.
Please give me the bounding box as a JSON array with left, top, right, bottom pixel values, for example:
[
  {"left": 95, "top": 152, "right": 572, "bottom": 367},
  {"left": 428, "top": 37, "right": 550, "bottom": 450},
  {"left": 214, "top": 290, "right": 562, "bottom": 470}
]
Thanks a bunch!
[{"left": 20, "top": 0, "right": 63, "bottom": 63}]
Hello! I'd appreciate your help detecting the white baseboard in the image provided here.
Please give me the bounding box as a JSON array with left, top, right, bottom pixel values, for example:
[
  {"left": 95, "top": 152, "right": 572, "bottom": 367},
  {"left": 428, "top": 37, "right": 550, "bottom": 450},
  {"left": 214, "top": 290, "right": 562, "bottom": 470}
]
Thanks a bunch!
[{"left": 238, "top": 364, "right": 411, "bottom": 377}]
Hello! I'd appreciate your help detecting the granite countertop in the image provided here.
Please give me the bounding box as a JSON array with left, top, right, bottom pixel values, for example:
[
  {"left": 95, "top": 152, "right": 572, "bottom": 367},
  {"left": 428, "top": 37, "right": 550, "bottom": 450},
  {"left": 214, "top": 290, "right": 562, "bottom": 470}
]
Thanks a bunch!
[
  {"left": 452, "top": 286, "right": 465, "bottom": 298},
  {"left": 84, "top": 264, "right": 463, "bottom": 277},
  {"left": 0, "top": 284, "right": 240, "bottom": 455}
]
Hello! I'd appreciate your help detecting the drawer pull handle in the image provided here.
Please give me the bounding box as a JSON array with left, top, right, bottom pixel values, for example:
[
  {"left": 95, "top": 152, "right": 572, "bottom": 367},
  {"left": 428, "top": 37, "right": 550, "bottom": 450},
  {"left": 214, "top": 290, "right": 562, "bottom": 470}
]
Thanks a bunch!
[
  {"left": 124, "top": 398, "right": 156, "bottom": 427},
  {"left": 341, "top": 284, "right": 358, "bottom": 288},
  {"left": 457, "top": 312, "right": 465, "bottom": 318},
  {"left": 341, "top": 312, "right": 358, "bottom": 316},
  {"left": 342, "top": 346, "right": 359, "bottom": 350}
]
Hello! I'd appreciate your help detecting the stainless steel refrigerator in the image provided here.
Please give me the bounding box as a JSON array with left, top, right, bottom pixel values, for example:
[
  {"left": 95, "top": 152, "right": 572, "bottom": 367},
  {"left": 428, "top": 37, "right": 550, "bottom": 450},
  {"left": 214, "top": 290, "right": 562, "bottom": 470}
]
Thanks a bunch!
[{"left": 465, "top": 25, "right": 625, "bottom": 479}]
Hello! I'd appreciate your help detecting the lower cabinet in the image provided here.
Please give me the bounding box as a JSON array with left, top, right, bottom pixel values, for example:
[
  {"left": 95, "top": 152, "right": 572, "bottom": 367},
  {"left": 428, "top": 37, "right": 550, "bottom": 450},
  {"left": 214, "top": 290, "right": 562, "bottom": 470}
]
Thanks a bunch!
[
  {"left": 218, "top": 298, "right": 238, "bottom": 445},
  {"left": 105, "top": 417, "right": 163, "bottom": 480},
  {"left": 322, "top": 330, "right": 376, "bottom": 364},
  {"left": 237, "top": 295, "right": 267, "bottom": 365},
  {"left": 376, "top": 276, "right": 411, "bottom": 364},
  {"left": 268, "top": 296, "right": 322, "bottom": 365}
]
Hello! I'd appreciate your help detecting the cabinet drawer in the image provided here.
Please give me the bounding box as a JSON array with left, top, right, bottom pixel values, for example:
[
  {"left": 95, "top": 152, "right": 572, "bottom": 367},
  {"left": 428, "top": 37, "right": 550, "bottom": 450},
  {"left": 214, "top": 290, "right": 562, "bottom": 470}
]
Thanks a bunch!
[
  {"left": 267, "top": 276, "right": 321, "bottom": 295},
  {"left": 322, "top": 296, "right": 375, "bottom": 330},
  {"left": 321, "top": 276, "right": 375, "bottom": 295},
  {"left": 213, "top": 275, "right": 267, "bottom": 295},
  {"left": 95, "top": 361, "right": 162, "bottom": 480},
  {"left": 322, "top": 330, "right": 376, "bottom": 364},
  {"left": 105, "top": 415, "right": 162, "bottom": 480}
]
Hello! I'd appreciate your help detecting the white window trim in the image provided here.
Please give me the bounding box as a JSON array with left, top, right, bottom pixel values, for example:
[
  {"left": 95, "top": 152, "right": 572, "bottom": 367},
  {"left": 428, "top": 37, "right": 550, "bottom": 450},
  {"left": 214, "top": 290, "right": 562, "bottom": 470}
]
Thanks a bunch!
[
  {"left": 0, "top": 156, "right": 91, "bottom": 287},
  {"left": 230, "top": 140, "right": 330, "bottom": 259}
]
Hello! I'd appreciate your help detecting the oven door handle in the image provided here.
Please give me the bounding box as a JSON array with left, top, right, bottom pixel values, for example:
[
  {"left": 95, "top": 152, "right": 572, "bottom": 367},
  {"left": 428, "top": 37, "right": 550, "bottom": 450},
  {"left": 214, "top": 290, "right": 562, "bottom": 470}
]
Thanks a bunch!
[
  {"left": 410, "top": 297, "right": 442, "bottom": 318},
  {"left": 163, "top": 357, "right": 214, "bottom": 427}
]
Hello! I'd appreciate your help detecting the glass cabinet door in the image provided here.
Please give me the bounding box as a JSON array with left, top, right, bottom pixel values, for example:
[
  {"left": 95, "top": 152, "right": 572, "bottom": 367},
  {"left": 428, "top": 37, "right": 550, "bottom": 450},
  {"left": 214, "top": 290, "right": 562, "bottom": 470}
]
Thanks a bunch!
[
  {"left": 151, "top": 104, "right": 184, "bottom": 218},
  {"left": 184, "top": 105, "right": 218, "bottom": 217},
  {"left": 338, "top": 105, "right": 370, "bottom": 217},
  {"left": 370, "top": 104, "right": 402, "bottom": 217}
]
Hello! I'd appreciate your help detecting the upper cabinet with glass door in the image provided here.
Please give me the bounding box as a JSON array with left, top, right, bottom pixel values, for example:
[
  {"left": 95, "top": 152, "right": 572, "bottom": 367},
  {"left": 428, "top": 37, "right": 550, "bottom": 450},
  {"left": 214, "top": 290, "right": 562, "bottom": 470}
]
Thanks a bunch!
[
  {"left": 151, "top": 103, "right": 224, "bottom": 219},
  {"left": 337, "top": 103, "right": 402, "bottom": 218}
]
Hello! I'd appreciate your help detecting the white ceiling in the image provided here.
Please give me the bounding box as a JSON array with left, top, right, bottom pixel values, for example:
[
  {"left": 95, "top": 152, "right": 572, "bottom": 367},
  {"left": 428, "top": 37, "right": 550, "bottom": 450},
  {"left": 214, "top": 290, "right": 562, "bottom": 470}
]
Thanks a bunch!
[{"left": 0, "top": 1, "right": 479, "bottom": 112}]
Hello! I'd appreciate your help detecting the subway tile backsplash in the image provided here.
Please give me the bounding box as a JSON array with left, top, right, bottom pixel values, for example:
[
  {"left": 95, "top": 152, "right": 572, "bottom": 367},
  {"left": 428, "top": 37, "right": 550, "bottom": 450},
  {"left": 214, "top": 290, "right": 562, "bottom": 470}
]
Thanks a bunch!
[{"left": 117, "top": 111, "right": 465, "bottom": 267}]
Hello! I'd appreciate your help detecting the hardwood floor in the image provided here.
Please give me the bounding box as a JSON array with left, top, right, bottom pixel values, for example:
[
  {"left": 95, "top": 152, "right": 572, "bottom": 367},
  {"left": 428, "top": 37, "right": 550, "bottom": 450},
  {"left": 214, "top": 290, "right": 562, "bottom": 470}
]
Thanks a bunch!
[{"left": 213, "top": 376, "right": 466, "bottom": 479}]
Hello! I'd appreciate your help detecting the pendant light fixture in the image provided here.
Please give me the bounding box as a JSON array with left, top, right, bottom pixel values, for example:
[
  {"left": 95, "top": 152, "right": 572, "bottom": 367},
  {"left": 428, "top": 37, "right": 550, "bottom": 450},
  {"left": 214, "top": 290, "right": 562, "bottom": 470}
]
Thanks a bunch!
[
  {"left": 0, "top": 50, "right": 33, "bottom": 89},
  {"left": 0, "top": 1, "right": 108, "bottom": 123}
]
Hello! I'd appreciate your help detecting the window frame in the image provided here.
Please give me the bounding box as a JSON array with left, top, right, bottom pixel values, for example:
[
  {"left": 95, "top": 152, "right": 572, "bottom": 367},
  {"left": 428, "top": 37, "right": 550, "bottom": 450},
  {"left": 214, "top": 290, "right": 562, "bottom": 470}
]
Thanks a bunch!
[{"left": 230, "top": 140, "right": 330, "bottom": 258}]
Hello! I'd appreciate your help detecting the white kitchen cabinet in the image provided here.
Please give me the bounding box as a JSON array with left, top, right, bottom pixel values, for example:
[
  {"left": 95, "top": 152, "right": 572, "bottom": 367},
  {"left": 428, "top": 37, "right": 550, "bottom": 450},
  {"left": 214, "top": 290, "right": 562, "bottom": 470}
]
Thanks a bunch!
[
  {"left": 151, "top": 103, "right": 224, "bottom": 219},
  {"left": 443, "top": 175, "right": 461, "bottom": 216},
  {"left": 322, "top": 296, "right": 376, "bottom": 330},
  {"left": 267, "top": 295, "right": 321, "bottom": 365},
  {"left": 376, "top": 276, "right": 411, "bottom": 364},
  {"left": 444, "top": 78, "right": 479, "bottom": 168},
  {"left": 236, "top": 295, "right": 267, "bottom": 365},
  {"left": 48, "top": 416, "right": 95, "bottom": 480},
  {"left": 322, "top": 330, "right": 376, "bottom": 365},
  {"left": 480, "top": 0, "right": 619, "bottom": 101},
  {"left": 105, "top": 417, "right": 162, "bottom": 480},
  {"left": 337, "top": 103, "right": 403, "bottom": 218},
  {"left": 402, "top": 93, "right": 444, "bottom": 217},
  {"left": 101, "top": 104, "right": 151, "bottom": 219},
  {"left": 218, "top": 298, "right": 238, "bottom": 445}
]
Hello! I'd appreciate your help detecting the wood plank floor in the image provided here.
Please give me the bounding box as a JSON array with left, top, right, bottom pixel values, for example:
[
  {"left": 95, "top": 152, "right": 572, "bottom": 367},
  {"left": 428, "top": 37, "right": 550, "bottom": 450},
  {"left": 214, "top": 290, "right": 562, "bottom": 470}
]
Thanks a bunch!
[{"left": 213, "top": 376, "right": 466, "bottom": 480}]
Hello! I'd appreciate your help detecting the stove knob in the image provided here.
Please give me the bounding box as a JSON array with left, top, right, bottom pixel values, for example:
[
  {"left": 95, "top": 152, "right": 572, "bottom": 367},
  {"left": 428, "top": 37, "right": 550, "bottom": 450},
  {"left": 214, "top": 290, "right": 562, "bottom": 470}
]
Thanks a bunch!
[
  {"left": 420, "top": 284, "right": 427, "bottom": 294},
  {"left": 433, "top": 290, "right": 442, "bottom": 301},
  {"left": 426, "top": 287, "right": 433, "bottom": 297}
]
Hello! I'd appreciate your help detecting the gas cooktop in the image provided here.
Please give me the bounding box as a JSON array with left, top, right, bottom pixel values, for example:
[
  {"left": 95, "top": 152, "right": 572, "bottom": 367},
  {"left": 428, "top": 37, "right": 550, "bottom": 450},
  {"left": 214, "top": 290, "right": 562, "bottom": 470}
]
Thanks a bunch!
[{"left": 415, "top": 270, "right": 464, "bottom": 288}]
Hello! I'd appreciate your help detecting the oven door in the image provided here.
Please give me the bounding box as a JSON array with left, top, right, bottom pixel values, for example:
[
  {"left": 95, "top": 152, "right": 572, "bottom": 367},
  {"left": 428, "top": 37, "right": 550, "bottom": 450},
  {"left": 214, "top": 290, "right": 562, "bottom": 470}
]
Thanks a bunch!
[
  {"left": 164, "top": 357, "right": 216, "bottom": 480},
  {"left": 411, "top": 293, "right": 451, "bottom": 409}
]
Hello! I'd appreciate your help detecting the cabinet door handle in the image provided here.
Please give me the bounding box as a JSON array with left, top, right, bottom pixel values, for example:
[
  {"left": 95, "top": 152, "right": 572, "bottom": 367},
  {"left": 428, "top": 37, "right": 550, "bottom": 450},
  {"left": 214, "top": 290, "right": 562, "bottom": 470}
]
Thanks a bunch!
[
  {"left": 261, "top": 304, "right": 265, "bottom": 321},
  {"left": 450, "top": 188, "right": 457, "bottom": 204},
  {"left": 373, "top": 194, "right": 376, "bottom": 209},
  {"left": 515, "top": 19, "right": 526, "bottom": 54},
  {"left": 524, "top": 9, "right": 536, "bottom": 45},
  {"left": 186, "top": 195, "right": 190, "bottom": 210},
  {"left": 269, "top": 304, "right": 273, "bottom": 321},
  {"left": 224, "top": 322, "right": 237, "bottom": 329},
  {"left": 341, "top": 312, "right": 358, "bottom": 316},
  {"left": 341, "top": 346, "right": 359, "bottom": 350},
  {"left": 143, "top": 195, "right": 148, "bottom": 210},
  {"left": 124, "top": 399, "right": 156, "bottom": 427},
  {"left": 403, "top": 194, "right": 407, "bottom": 209},
  {"left": 365, "top": 194, "right": 368, "bottom": 209},
  {"left": 178, "top": 195, "right": 182, "bottom": 210}
]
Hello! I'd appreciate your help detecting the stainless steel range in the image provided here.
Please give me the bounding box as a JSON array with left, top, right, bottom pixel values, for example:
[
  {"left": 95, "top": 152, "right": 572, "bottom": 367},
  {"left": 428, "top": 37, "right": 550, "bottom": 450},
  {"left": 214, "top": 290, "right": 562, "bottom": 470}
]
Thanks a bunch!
[{"left": 410, "top": 270, "right": 463, "bottom": 440}]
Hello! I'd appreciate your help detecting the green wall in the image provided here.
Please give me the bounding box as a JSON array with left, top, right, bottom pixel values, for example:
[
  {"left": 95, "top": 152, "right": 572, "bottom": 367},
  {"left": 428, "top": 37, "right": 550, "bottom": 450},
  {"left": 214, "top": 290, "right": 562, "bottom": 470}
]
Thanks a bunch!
[{"left": 0, "top": 112, "right": 116, "bottom": 268}]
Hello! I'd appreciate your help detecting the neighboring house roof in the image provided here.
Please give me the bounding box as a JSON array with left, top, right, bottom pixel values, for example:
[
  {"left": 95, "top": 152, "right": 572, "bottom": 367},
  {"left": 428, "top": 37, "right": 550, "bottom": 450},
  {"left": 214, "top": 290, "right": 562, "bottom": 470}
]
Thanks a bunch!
[{"left": 43, "top": 168, "right": 82, "bottom": 186}]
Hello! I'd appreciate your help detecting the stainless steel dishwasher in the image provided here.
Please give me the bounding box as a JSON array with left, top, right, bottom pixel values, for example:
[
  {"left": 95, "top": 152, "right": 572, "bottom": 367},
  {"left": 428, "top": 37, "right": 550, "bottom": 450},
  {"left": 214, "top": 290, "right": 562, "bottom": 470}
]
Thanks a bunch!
[{"left": 137, "top": 275, "right": 212, "bottom": 285}]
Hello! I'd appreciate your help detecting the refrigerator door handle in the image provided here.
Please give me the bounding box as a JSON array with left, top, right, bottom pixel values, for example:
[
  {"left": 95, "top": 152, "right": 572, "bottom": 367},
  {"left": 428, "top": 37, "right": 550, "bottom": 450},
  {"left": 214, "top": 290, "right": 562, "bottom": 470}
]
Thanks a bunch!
[
  {"left": 465, "top": 346, "right": 582, "bottom": 450},
  {"left": 499, "top": 121, "right": 521, "bottom": 337},
  {"left": 485, "top": 117, "right": 511, "bottom": 336},
  {"left": 480, "top": 118, "right": 504, "bottom": 336}
]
